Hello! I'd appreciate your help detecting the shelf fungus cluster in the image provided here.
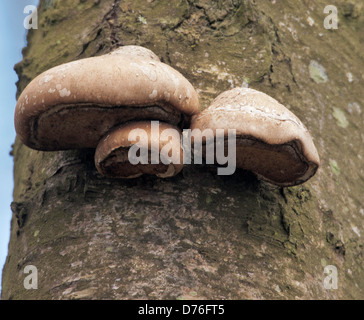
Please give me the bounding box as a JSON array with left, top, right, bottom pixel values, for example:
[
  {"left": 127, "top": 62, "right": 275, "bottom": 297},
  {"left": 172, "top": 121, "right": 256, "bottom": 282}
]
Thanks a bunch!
[
  {"left": 14, "top": 46, "right": 320, "bottom": 186},
  {"left": 14, "top": 46, "right": 199, "bottom": 178}
]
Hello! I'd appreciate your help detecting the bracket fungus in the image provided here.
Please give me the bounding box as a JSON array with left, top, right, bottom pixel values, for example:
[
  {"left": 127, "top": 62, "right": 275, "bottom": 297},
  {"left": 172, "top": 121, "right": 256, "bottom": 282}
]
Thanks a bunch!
[
  {"left": 190, "top": 87, "right": 320, "bottom": 186},
  {"left": 14, "top": 46, "right": 199, "bottom": 178},
  {"left": 95, "top": 121, "right": 183, "bottom": 179}
]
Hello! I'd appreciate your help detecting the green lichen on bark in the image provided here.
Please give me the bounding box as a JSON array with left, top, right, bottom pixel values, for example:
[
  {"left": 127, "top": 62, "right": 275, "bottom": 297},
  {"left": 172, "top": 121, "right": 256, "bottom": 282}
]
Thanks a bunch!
[{"left": 2, "top": 0, "right": 364, "bottom": 299}]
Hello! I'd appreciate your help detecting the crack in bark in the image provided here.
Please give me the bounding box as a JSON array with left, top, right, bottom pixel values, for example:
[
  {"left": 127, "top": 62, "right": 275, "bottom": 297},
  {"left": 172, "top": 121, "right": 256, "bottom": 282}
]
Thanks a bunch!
[
  {"left": 106, "top": 0, "right": 122, "bottom": 46},
  {"left": 78, "top": 0, "right": 122, "bottom": 57},
  {"left": 261, "top": 12, "right": 298, "bottom": 89},
  {"left": 78, "top": 28, "right": 103, "bottom": 57}
]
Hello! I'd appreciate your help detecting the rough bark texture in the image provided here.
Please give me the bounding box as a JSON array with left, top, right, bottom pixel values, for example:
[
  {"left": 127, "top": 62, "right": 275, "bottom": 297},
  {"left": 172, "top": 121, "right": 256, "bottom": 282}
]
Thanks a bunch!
[{"left": 2, "top": 0, "right": 364, "bottom": 299}]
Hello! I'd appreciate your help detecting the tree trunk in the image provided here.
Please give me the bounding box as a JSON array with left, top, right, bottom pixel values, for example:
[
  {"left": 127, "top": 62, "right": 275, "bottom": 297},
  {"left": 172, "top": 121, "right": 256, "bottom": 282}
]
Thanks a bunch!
[{"left": 2, "top": 0, "right": 364, "bottom": 300}]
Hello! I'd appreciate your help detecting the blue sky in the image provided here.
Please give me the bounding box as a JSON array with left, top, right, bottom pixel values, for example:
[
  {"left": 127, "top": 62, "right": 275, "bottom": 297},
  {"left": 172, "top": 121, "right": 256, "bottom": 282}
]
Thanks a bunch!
[{"left": 0, "top": 0, "right": 39, "bottom": 294}]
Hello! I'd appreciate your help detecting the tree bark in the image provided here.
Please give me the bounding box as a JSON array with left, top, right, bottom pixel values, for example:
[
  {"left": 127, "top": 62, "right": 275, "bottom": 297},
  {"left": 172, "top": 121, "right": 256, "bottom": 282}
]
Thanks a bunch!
[{"left": 2, "top": 0, "right": 364, "bottom": 299}]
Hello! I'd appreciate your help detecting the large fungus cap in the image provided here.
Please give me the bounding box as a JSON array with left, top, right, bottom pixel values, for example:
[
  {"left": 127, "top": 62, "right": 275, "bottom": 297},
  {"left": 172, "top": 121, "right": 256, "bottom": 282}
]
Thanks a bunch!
[
  {"left": 95, "top": 121, "right": 183, "bottom": 179},
  {"left": 190, "top": 87, "right": 320, "bottom": 186},
  {"left": 108, "top": 45, "right": 161, "bottom": 61},
  {"left": 14, "top": 46, "right": 199, "bottom": 151}
]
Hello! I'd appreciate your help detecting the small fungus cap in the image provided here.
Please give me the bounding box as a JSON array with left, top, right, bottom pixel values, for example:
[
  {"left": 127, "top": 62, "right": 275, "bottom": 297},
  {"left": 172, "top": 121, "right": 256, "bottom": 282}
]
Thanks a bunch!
[
  {"left": 190, "top": 87, "right": 320, "bottom": 186},
  {"left": 95, "top": 121, "right": 184, "bottom": 179},
  {"left": 14, "top": 46, "right": 199, "bottom": 151}
]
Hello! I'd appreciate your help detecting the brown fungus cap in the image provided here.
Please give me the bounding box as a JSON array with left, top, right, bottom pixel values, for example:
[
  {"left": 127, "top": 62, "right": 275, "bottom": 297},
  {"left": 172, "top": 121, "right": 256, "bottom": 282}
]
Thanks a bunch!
[
  {"left": 190, "top": 87, "right": 320, "bottom": 186},
  {"left": 108, "top": 45, "right": 161, "bottom": 61},
  {"left": 95, "top": 121, "right": 183, "bottom": 178},
  {"left": 14, "top": 46, "right": 199, "bottom": 151}
]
